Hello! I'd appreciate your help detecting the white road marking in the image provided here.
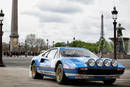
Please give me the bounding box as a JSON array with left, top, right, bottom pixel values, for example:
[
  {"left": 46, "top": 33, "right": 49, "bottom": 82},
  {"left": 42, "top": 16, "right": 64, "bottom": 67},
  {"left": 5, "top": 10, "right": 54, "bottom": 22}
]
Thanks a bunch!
[{"left": 117, "top": 79, "right": 130, "bottom": 81}]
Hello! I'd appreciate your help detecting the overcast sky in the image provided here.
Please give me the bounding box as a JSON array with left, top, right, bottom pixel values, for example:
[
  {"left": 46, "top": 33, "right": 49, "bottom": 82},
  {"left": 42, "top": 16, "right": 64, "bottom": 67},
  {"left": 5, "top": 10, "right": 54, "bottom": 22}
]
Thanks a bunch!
[{"left": 0, "top": 0, "right": 130, "bottom": 44}]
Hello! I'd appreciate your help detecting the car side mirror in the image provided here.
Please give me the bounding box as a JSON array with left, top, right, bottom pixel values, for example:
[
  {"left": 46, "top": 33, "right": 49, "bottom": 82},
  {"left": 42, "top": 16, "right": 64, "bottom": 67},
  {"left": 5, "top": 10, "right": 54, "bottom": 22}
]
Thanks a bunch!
[{"left": 40, "top": 58, "right": 44, "bottom": 63}]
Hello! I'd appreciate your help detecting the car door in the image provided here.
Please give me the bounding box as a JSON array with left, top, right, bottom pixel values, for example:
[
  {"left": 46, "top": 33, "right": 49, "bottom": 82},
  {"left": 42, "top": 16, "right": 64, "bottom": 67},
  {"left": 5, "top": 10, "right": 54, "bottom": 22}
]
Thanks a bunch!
[
  {"left": 39, "top": 49, "right": 57, "bottom": 75},
  {"left": 39, "top": 51, "right": 50, "bottom": 68}
]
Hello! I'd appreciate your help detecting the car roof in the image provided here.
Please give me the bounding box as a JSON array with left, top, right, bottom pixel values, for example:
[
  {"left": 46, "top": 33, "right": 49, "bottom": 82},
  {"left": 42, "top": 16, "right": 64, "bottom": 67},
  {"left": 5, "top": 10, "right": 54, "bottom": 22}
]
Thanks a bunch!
[{"left": 55, "top": 47, "right": 88, "bottom": 50}]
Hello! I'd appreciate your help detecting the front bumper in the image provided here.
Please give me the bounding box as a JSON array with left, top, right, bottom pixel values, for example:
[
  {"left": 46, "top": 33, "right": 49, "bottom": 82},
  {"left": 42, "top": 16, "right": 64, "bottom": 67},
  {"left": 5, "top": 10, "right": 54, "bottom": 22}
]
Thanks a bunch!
[
  {"left": 65, "top": 73, "right": 121, "bottom": 80},
  {"left": 65, "top": 68, "right": 125, "bottom": 80},
  {"left": 78, "top": 68, "right": 125, "bottom": 75}
]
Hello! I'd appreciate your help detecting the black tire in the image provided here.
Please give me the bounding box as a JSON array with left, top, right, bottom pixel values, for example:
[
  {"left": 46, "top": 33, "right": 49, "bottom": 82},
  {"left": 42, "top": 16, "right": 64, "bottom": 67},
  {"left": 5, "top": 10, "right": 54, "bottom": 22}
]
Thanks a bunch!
[
  {"left": 31, "top": 62, "right": 43, "bottom": 79},
  {"left": 56, "top": 64, "right": 67, "bottom": 84},
  {"left": 103, "top": 79, "right": 116, "bottom": 85}
]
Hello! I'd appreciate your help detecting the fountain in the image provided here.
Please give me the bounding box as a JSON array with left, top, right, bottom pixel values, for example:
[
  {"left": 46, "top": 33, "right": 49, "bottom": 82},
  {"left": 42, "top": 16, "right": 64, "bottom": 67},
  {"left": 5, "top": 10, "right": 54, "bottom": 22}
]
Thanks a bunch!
[
  {"left": 109, "top": 23, "right": 130, "bottom": 58},
  {"left": 127, "top": 39, "right": 130, "bottom": 55}
]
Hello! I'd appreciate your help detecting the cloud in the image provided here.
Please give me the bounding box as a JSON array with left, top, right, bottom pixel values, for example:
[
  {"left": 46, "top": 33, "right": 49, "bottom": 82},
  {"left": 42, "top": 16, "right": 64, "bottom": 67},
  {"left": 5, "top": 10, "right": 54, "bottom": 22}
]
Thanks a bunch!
[
  {"left": 39, "top": 14, "right": 67, "bottom": 23},
  {"left": 3, "top": 0, "right": 130, "bottom": 44},
  {"left": 69, "top": 0, "right": 94, "bottom": 4},
  {"left": 36, "top": 0, "right": 81, "bottom": 14},
  {"left": 22, "top": 11, "right": 68, "bottom": 23}
]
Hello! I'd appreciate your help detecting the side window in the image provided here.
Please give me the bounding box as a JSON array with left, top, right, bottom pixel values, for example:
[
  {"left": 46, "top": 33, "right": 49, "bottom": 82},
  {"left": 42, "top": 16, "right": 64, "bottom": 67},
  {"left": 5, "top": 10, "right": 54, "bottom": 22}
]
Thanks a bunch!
[
  {"left": 47, "top": 49, "right": 57, "bottom": 59},
  {"left": 42, "top": 51, "right": 49, "bottom": 57},
  {"left": 55, "top": 50, "right": 59, "bottom": 58}
]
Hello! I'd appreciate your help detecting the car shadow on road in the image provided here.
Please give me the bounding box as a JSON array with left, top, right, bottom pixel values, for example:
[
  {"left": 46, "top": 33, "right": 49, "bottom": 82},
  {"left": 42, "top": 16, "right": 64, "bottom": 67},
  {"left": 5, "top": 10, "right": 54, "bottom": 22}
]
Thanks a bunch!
[{"left": 42, "top": 78, "right": 129, "bottom": 87}]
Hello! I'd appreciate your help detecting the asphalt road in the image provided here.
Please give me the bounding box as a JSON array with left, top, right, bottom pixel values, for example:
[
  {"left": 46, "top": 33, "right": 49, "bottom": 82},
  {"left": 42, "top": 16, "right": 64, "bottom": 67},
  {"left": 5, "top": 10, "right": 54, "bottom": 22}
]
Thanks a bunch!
[{"left": 0, "top": 67, "right": 130, "bottom": 87}]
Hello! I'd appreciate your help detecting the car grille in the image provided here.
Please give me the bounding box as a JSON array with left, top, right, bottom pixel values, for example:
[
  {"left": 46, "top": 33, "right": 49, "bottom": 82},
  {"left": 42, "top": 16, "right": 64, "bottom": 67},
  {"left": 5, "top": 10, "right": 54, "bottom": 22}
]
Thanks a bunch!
[{"left": 78, "top": 68, "right": 124, "bottom": 75}]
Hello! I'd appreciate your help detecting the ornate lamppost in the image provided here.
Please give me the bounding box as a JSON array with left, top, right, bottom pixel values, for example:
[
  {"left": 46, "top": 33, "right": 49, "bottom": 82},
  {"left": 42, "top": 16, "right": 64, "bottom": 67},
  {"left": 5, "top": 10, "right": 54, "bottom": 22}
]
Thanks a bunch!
[
  {"left": 73, "top": 37, "right": 76, "bottom": 47},
  {"left": 67, "top": 41, "right": 69, "bottom": 46},
  {"left": 9, "top": 41, "right": 11, "bottom": 52},
  {"left": 25, "top": 40, "right": 27, "bottom": 57},
  {"left": 46, "top": 39, "right": 49, "bottom": 49},
  {"left": 18, "top": 43, "right": 21, "bottom": 55},
  {"left": 111, "top": 7, "right": 118, "bottom": 59},
  {"left": 73, "top": 37, "right": 75, "bottom": 41},
  {"left": 53, "top": 41, "right": 55, "bottom": 47},
  {"left": 0, "top": 10, "right": 5, "bottom": 67}
]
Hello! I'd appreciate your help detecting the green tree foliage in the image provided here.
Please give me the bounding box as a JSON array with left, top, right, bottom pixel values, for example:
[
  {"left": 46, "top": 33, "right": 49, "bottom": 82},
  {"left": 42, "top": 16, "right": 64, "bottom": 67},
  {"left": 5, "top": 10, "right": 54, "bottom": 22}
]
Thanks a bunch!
[
  {"left": 55, "top": 40, "right": 112, "bottom": 53},
  {"left": 55, "top": 40, "right": 98, "bottom": 53},
  {"left": 55, "top": 42, "right": 66, "bottom": 47},
  {"left": 96, "top": 40, "right": 112, "bottom": 53},
  {"left": 68, "top": 40, "right": 98, "bottom": 53}
]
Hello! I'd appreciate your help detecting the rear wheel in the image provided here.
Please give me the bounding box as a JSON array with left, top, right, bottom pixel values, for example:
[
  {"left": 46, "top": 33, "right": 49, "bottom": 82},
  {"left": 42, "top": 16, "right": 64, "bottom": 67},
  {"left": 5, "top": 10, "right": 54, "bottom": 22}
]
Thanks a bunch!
[
  {"left": 103, "top": 79, "right": 116, "bottom": 85},
  {"left": 31, "top": 62, "right": 43, "bottom": 79},
  {"left": 56, "top": 64, "right": 67, "bottom": 84}
]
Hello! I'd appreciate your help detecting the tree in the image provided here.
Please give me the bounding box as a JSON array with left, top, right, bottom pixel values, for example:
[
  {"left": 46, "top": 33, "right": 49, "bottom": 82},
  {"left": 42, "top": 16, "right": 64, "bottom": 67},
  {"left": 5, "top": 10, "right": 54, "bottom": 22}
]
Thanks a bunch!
[
  {"left": 25, "top": 34, "right": 45, "bottom": 52},
  {"left": 35, "top": 38, "right": 45, "bottom": 52},
  {"left": 2, "top": 42, "right": 9, "bottom": 52},
  {"left": 25, "top": 34, "right": 36, "bottom": 49},
  {"left": 96, "top": 40, "right": 112, "bottom": 54},
  {"left": 55, "top": 42, "right": 66, "bottom": 47},
  {"left": 55, "top": 40, "right": 98, "bottom": 53}
]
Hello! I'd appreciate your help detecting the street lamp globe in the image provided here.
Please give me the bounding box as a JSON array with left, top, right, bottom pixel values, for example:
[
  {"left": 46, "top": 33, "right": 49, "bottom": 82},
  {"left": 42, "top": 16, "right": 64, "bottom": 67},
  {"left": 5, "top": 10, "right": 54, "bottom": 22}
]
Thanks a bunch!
[
  {"left": 73, "top": 37, "right": 75, "bottom": 41},
  {"left": 111, "top": 7, "right": 118, "bottom": 21},
  {"left": 0, "top": 10, "right": 4, "bottom": 22},
  {"left": 46, "top": 39, "right": 48, "bottom": 42}
]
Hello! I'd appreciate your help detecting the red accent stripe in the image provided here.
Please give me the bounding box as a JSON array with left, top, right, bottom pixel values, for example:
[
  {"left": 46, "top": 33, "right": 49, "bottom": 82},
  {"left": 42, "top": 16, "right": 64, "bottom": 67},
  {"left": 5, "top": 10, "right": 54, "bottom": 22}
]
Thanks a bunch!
[
  {"left": 64, "top": 68, "right": 76, "bottom": 70},
  {"left": 39, "top": 67, "right": 76, "bottom": 70},
  {"left": 39, "top": 67, "right": 55, "bottom": 69}
]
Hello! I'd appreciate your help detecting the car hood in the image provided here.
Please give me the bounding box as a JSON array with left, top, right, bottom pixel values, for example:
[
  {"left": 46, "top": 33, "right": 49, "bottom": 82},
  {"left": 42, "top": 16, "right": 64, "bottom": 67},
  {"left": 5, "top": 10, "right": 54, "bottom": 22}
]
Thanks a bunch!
[
  {"left": 61, "top": 57, "right": 125, "bottom": 69},
  {"left": 61, "top": 57, "right": 98, "bottom": 68}
]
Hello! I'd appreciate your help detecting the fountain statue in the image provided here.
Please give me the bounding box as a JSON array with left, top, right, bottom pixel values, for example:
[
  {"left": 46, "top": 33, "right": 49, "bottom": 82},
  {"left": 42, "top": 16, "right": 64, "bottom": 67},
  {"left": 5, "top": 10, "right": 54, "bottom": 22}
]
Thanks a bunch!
[
  {"left": 127, "top": 39, "right": 130, "bottom": 55},
  {"left": 116, "top": 23, "right": 126, "bottom": 54},
  {"left": 109, "top": 23, "right": 130, "bottom": 58}
]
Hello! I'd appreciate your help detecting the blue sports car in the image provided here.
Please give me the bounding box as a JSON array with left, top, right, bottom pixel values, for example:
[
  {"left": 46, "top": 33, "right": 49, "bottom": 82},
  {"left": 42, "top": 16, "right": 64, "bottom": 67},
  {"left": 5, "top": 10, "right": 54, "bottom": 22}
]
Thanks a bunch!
[{"left": 30, "top": 47, "right": 125, "bottom": 84}]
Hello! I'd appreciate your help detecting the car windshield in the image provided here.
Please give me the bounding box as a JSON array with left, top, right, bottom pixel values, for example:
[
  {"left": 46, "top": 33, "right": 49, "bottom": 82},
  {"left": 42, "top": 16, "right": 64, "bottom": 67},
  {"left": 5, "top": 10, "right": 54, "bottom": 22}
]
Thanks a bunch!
[{"left": 60, "top": 48, "right": 98, "bottom": 58}]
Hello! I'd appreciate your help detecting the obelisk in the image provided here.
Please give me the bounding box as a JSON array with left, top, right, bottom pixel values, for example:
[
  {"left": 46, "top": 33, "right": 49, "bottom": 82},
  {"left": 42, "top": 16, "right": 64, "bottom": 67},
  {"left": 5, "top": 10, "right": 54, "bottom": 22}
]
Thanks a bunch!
[{"left": 10, "top": 0, "right": 19, "bottom": 52}]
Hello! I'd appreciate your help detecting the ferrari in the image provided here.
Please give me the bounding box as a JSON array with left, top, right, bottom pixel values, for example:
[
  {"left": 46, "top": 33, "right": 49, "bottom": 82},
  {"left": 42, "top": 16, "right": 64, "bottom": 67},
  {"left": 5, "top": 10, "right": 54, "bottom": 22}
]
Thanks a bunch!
[{"left": 30, "top": 47, "right": 125, "bottom": 84}]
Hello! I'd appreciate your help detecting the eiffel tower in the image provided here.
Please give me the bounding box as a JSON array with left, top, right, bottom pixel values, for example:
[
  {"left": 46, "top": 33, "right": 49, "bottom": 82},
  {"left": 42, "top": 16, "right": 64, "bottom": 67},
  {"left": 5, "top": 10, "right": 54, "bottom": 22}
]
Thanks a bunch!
[{"left": 10, "top": 0, "right": 19, "bottom": 52}]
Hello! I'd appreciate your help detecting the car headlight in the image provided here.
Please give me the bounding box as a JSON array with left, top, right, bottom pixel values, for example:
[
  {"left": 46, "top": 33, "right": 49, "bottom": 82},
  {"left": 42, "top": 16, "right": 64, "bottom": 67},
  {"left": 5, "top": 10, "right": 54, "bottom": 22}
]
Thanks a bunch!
[
  {"left": 88, "top": 59, "right": 95, "bottom": 67},
  {"left": 104, "top": 59, "right": 111, "bottom": 67},
  {"left": 112, "top": 60, "right": 118, "bottom": 67},
  {"left": 96, "top": 59, "right": 103, "bottom": 67}
]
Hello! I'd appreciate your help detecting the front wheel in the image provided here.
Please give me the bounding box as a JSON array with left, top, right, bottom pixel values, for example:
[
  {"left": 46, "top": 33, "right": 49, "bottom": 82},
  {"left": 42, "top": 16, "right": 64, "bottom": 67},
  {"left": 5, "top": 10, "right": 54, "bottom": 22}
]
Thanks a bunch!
[
  {"left": 103, "top": 79, "right": 116, "bottom": 85},
  {"left": 56, "top": 64, "right": 67, "bottom": 84},
  {"left": 31, "top": 62, "right": 43, "bottom": 79}
]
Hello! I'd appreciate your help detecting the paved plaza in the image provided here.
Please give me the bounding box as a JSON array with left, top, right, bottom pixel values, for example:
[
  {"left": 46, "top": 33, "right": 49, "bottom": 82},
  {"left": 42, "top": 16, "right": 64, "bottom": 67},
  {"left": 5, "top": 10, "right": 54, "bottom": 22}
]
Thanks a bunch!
[
  {"left": 0, "top": 56, "right": 130, "bottom": 87},
  {"left": 3, "top": 56, "right": 130, "bottom": 69}
]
